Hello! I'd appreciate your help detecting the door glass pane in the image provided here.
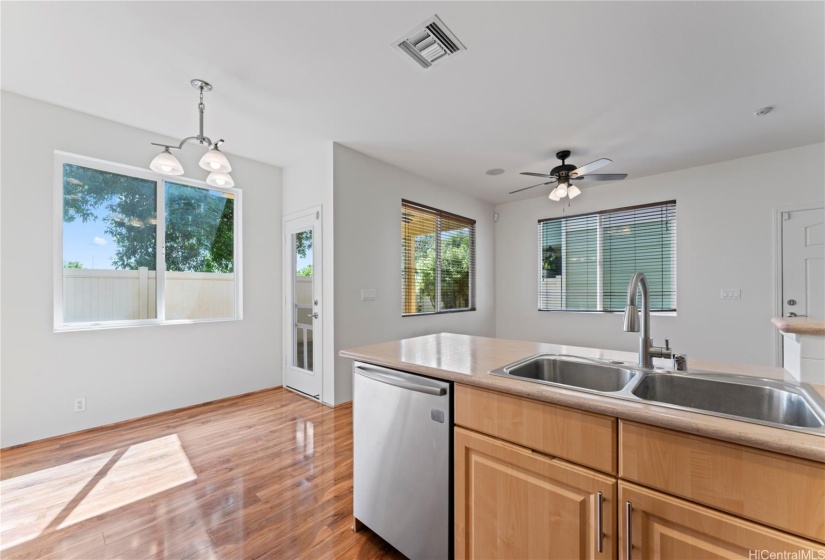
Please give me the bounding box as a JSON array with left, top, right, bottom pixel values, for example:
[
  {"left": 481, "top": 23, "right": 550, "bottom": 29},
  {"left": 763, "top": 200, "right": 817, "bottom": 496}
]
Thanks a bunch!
[
  {"left": 293, "top": 229, "right": 313, "bottom": 371},
  {"left": 164, "top": 182, "right": 235, "bottom": 320},
  {"left": 62, "top": 164, "right": 157, "bottom": 323}
]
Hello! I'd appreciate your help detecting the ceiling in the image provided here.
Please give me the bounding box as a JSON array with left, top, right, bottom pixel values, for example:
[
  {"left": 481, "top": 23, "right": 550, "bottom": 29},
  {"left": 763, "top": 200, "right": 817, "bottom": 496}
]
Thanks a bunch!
[{"left": 1, "top": 1, "right": 823, "bottom": 204}]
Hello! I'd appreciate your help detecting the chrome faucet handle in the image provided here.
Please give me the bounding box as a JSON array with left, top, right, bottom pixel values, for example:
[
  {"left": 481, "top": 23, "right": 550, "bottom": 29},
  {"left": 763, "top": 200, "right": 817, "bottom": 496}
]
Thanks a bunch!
[
  {"left": 664, "top": 338, "right": 671, "bottom": 351},
  {"left": 672, "top": 354, "right": 688, "bottom": 372}
]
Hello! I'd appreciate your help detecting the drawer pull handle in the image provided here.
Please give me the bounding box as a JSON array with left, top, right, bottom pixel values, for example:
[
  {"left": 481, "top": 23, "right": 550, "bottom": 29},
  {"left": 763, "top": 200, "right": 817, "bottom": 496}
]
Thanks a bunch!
[
  {"left": 596, "top": 491, "right": 605, "bottom": 553},
  {"left": 625, "top": 501, "right": 633, "bottom": 559}
]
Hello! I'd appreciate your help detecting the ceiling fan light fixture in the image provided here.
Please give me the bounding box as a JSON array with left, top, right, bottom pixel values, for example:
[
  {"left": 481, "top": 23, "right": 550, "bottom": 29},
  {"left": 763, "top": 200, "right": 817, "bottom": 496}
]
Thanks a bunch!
[
  {"left": 514, "top": 150, "right": 627, "bottom": 200},
  {"left": 556, "top": 183, "right": 568, "bottom": 198},
  {"left": 149, "top": 147, "right": 184, "bottom": 176}
]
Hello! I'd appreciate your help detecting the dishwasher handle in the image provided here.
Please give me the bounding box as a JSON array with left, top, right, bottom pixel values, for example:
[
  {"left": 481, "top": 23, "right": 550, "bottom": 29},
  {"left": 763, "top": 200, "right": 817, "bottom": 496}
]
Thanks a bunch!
[{"left": 355, "top": 366, "right": 447, "bottom": 396}]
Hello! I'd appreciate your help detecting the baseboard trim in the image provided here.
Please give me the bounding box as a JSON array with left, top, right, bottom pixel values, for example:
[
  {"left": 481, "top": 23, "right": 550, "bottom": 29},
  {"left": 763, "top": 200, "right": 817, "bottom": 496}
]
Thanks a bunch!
[{"left": 1, "top": 386, "right": 284, "bottom": 451}]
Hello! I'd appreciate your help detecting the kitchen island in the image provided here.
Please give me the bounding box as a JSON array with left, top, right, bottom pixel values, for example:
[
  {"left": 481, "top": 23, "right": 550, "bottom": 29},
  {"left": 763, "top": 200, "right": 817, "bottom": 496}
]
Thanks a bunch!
[{"left": 341, "top": 333, "right": 825, "bottom": 559}]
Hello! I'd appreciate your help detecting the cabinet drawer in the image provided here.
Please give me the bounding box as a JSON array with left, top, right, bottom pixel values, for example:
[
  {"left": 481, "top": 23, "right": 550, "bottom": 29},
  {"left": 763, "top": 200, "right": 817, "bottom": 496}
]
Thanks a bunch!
[
  {"left": 619, "top": 482, "right": 824, "bottom": 559},
  {"left": 455, "top": 384, "right": 617, "bottom": 474},
  {"left": 620, "top": 421, "right": 825, "bottom": 543}
]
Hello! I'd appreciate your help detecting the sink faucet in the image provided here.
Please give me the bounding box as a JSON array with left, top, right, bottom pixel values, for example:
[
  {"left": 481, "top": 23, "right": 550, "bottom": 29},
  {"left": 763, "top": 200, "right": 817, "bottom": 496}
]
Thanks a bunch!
[{"left": 623, "top": 272, "right": 686, "bottom": 370}]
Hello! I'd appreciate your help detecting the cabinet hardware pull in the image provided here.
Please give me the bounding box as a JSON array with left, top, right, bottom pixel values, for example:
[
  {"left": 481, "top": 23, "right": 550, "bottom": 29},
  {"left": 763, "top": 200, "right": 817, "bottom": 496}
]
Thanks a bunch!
[
  {"left": 596, "top": 491, "right": 605, "bottom": 553},
  {"left": 625, "top": 501, "right": 633, "bottom": 559}
]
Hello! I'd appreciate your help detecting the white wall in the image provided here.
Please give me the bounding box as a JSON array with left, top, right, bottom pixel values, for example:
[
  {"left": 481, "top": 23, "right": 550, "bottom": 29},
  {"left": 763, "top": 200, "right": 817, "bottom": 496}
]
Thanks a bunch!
[
  {"left": 494, "top": 142, "right": 825, "bottom": 367},
  {"left": 332, "top": 144, "right": 496, "bottom": 404},
  {"left": 282, "top": 143, "right": 336, "bottom": 404},
  {"left": 0, "top": 91, "right": 283, "bottom": 447}
]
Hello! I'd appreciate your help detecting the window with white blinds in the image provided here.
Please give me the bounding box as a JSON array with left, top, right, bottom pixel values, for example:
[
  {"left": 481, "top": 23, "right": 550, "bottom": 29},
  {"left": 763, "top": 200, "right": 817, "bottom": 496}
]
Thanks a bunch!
[
  {"left": 402, "top": 200, "right": 476, "bottom": 316},
  {"left": 538, "top": 201, "right": 676, "bottom": 312}
]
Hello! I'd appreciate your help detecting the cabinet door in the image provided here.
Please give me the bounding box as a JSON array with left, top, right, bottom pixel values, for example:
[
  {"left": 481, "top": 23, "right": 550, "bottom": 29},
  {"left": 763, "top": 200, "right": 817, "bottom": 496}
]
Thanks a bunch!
[
  {"left": 455, "top": 427, "right": 617, "bottom": 560},
  {"left": 619, "top": 482, "right": 825, "bottom": 559}
]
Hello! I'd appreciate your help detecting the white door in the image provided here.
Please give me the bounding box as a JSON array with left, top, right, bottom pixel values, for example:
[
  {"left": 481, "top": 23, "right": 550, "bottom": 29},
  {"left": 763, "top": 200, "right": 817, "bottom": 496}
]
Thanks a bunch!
[
  {"left": 284, "top": 209, "right": 322, "bottom": 400},
  {"left": 782, "top": 207, "right": 825, "bottom": 319}
]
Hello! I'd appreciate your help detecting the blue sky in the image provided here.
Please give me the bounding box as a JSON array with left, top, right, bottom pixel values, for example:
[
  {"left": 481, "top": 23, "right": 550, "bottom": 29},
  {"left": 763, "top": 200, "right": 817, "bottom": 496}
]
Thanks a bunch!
[
  {"left": 63, "top": 207, "right": 119, "bottom": 269},
  {"left": 296, "top": 248, "right": 312, "bottom": 273}
]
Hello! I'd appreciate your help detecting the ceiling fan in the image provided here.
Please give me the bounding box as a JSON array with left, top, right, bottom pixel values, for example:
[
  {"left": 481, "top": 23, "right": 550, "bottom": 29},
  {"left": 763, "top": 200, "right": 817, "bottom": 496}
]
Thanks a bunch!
[{"left": 510, "top": 150, "right": 628, "bottom": 201}]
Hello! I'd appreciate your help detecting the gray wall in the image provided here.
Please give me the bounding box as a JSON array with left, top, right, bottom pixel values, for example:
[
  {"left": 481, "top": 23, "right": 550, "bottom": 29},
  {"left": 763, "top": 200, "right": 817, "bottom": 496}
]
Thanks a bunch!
[
  {"left": 0, "top": 92, "right": 283, "bottom": 447},
  {"left": 494, "top": 142, "right": 825, "bottom": 366},
  {"left": 332, "top": 144, "right": 496, "bottom": 403}
]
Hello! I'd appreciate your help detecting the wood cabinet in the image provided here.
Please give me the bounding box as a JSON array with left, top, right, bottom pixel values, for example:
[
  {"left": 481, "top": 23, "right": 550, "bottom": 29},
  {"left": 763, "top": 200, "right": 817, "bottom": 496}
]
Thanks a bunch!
[
  {"left": 619, "top": 482, "right": 825, "bottom": 559},
  {"left": 455, "top": 427, "right": 617, "bottom": 560},
  {"left": 455, "top": 384, "right": 617, "bottom": 474},
  {"left": 453, "top": 384, "right": 825, "bottom": 559},
  {"left": 620, "top": 421, "right": 825, "bottom": 542}
]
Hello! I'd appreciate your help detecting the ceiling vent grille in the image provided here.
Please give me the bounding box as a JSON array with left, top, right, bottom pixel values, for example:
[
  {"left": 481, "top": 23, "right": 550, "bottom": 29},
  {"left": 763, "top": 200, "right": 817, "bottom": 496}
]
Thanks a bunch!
[{"left": 393, "top": 15, "right": 466, "bottom": 69}]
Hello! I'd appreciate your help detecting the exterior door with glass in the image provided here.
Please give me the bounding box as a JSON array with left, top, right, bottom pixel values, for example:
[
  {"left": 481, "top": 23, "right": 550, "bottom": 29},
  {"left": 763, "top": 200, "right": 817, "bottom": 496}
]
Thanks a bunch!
[{"left": 283, "top": 209, "right": 322, "bottom": 400}]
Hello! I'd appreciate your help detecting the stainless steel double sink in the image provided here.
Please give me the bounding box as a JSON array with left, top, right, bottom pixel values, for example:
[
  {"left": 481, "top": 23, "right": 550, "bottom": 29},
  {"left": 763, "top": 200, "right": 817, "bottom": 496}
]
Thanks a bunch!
[{"left": 490, "top": 354, "right": 825, "bottom": 435}]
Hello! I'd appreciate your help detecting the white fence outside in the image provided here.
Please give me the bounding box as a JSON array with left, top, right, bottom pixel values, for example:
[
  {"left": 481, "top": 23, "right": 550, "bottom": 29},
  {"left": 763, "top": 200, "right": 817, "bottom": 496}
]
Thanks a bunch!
[
  {"left": 294, "top": 275, "right": 313, "bottom": 305},
  {"left": 62, "top": 267, "right": 235, "bottom": 322}
]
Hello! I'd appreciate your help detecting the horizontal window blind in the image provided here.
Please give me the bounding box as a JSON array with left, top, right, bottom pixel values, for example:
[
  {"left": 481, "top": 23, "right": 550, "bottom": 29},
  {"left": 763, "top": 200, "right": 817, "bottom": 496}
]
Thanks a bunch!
[
  {"left": 538, "top": 201, "right": 676, "bottom": 312},
  {"left": 402, "top": 200, "right": 475, "bottom": 315}
]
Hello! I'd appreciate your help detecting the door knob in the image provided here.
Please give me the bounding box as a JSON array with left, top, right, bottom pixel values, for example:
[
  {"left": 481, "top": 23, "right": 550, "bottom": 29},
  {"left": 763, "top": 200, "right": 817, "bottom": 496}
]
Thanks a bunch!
[{"left": 312, "top": 312, "right": 319, "bottom": 319}]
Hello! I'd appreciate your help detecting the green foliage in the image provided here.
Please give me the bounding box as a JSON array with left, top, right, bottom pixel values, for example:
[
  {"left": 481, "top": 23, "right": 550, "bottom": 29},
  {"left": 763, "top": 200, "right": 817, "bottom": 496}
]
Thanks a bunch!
[
  {"left": 439, "top": 231, "right": 470, "bottom": 309},
  {"left": 297, "top": 264, "right": 313, "bottom": 277},
  {"left": 295, "top": 231, "right": 312, "bottom": 259},
  {"left": 165, "top": 183, "right": 234, "bottom": 273},
  {"left": 414, "top": 229, "right": 470, "bottom": 310},
  {"left": 542, "top": 246, "right": 557, "bottom": 271},
  {"left": 65, "top": 261, "right": 84, "bottom": 269},
  {"left": 415, "top": 234, "right": 436, "bottom": 308},
  {"left": 62, "top": 165, "right": 234, "bottom": 273}
]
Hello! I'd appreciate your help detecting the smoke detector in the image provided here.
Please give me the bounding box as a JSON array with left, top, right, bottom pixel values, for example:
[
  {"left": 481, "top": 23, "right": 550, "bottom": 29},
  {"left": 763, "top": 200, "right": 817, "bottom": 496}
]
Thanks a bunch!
[{"left": 393, "top": 15, "right": 466, "bottom": 69}]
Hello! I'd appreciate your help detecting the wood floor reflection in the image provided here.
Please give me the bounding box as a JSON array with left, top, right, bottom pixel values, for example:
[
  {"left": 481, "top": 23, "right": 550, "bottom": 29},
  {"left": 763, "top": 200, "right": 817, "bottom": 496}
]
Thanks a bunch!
[{"left": 1, "top": 388, "right": 406, "bottom": 559}]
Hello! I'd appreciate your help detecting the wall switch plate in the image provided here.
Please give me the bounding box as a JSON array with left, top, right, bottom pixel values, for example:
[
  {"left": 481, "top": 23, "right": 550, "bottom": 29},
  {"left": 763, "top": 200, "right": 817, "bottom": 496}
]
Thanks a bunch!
[
  {"left": 721, "top": 289, "right": 742, "bottom": 300},
  {"left": 74, "top": 397, "right": 86, "bottom": 412},
  {"left": 361, "top": 288, "right": 377, "bottom": 301}
]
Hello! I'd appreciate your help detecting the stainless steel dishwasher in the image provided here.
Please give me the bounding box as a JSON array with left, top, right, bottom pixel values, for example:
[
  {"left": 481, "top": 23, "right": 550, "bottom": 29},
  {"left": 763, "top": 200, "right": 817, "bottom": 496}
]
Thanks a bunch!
[{"left": 353, "top": 361, "right": 452, "bottom": 560}]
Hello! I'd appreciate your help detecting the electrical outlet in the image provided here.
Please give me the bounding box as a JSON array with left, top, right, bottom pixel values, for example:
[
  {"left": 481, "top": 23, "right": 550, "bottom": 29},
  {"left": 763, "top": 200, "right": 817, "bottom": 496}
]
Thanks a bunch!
[
  {"left": 361, "top": 288, "right": 377, "bottom": 301},
  {"left": 74, "top": 397, "right": 86, "bottom": 412},
  {"left": 720, "top": 289, "right": 742, "bottom": 300}
]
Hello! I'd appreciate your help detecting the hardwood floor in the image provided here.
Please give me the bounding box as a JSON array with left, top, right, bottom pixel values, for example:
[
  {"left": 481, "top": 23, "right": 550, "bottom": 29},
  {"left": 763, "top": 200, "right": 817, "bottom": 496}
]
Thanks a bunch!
[{"left": 1, "top": 388, "right": 407, "bottom": 560}]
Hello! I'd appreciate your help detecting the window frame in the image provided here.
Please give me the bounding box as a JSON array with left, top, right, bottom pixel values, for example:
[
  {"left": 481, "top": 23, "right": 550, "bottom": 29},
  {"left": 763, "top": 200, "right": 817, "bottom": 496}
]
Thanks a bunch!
[
  {"left": 537, "top": 200, "right": 676, "bottom": 314},
  {"left": 401, "top": 199, "right": 476, "bottom": 317},
  {"left": 53, "top": 151, "right": 243, "bottom": 331}
]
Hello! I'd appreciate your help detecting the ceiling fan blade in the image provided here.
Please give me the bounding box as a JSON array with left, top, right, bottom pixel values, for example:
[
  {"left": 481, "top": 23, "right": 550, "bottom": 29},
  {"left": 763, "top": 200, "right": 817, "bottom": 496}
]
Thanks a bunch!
[
  {"left": 572, "top": 173, "right": 628, "bottom": 182},
  {"left": 509, "top": 178, "right": 557, "bottom": 194},
  {"left": 570, "top": 158, "right": 612, "bottom": 177},
  {"left": 520, "top": 172, "right": 554, "bottom": 178}
]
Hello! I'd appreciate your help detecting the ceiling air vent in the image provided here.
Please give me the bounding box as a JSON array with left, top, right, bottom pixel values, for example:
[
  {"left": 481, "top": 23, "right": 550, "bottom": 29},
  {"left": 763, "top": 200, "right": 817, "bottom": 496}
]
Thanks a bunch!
[{"left": 393, "top": 15, "right": 466, "bottom": 69}]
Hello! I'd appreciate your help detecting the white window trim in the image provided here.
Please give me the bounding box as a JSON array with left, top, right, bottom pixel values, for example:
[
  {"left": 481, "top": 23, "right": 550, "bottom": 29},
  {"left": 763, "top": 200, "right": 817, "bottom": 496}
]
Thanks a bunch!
[{"left": 53, "top": 151, "right": 243, "bottom": 332}]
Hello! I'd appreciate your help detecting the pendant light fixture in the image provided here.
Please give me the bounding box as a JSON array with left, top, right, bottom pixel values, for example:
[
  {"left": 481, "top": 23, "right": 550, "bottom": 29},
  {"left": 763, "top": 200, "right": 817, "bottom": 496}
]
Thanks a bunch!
[{"left": 149, "top": 79, "right": 234, "bottom": 186}]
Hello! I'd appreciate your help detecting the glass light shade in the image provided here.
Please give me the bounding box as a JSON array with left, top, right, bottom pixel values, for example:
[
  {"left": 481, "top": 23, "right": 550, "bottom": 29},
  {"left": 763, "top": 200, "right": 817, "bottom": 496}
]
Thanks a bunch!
[
  {"left": 150, "top": 149, "right": 184, "bottom": 176},
  {"left": 548, "top": 188, "right": 561, "bottom": 201},
  {"left": 556, "top": 184, "right": 568, "bottom": 198},
  {"left": 199, "top": 147, "right": 232, "bottom": 173},
  {"left": 206, "top": 172, "right": 235, "bottom": 188},
  {"left": 568, "top": 185, "right": 582, "bottom": 199}
]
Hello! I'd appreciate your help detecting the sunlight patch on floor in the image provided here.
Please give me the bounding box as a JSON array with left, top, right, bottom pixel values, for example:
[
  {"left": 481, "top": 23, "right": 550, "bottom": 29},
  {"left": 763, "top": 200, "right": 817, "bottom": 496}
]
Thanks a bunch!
[{"left": 0, "top": 434, "right": 196, "bottom": 550}]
